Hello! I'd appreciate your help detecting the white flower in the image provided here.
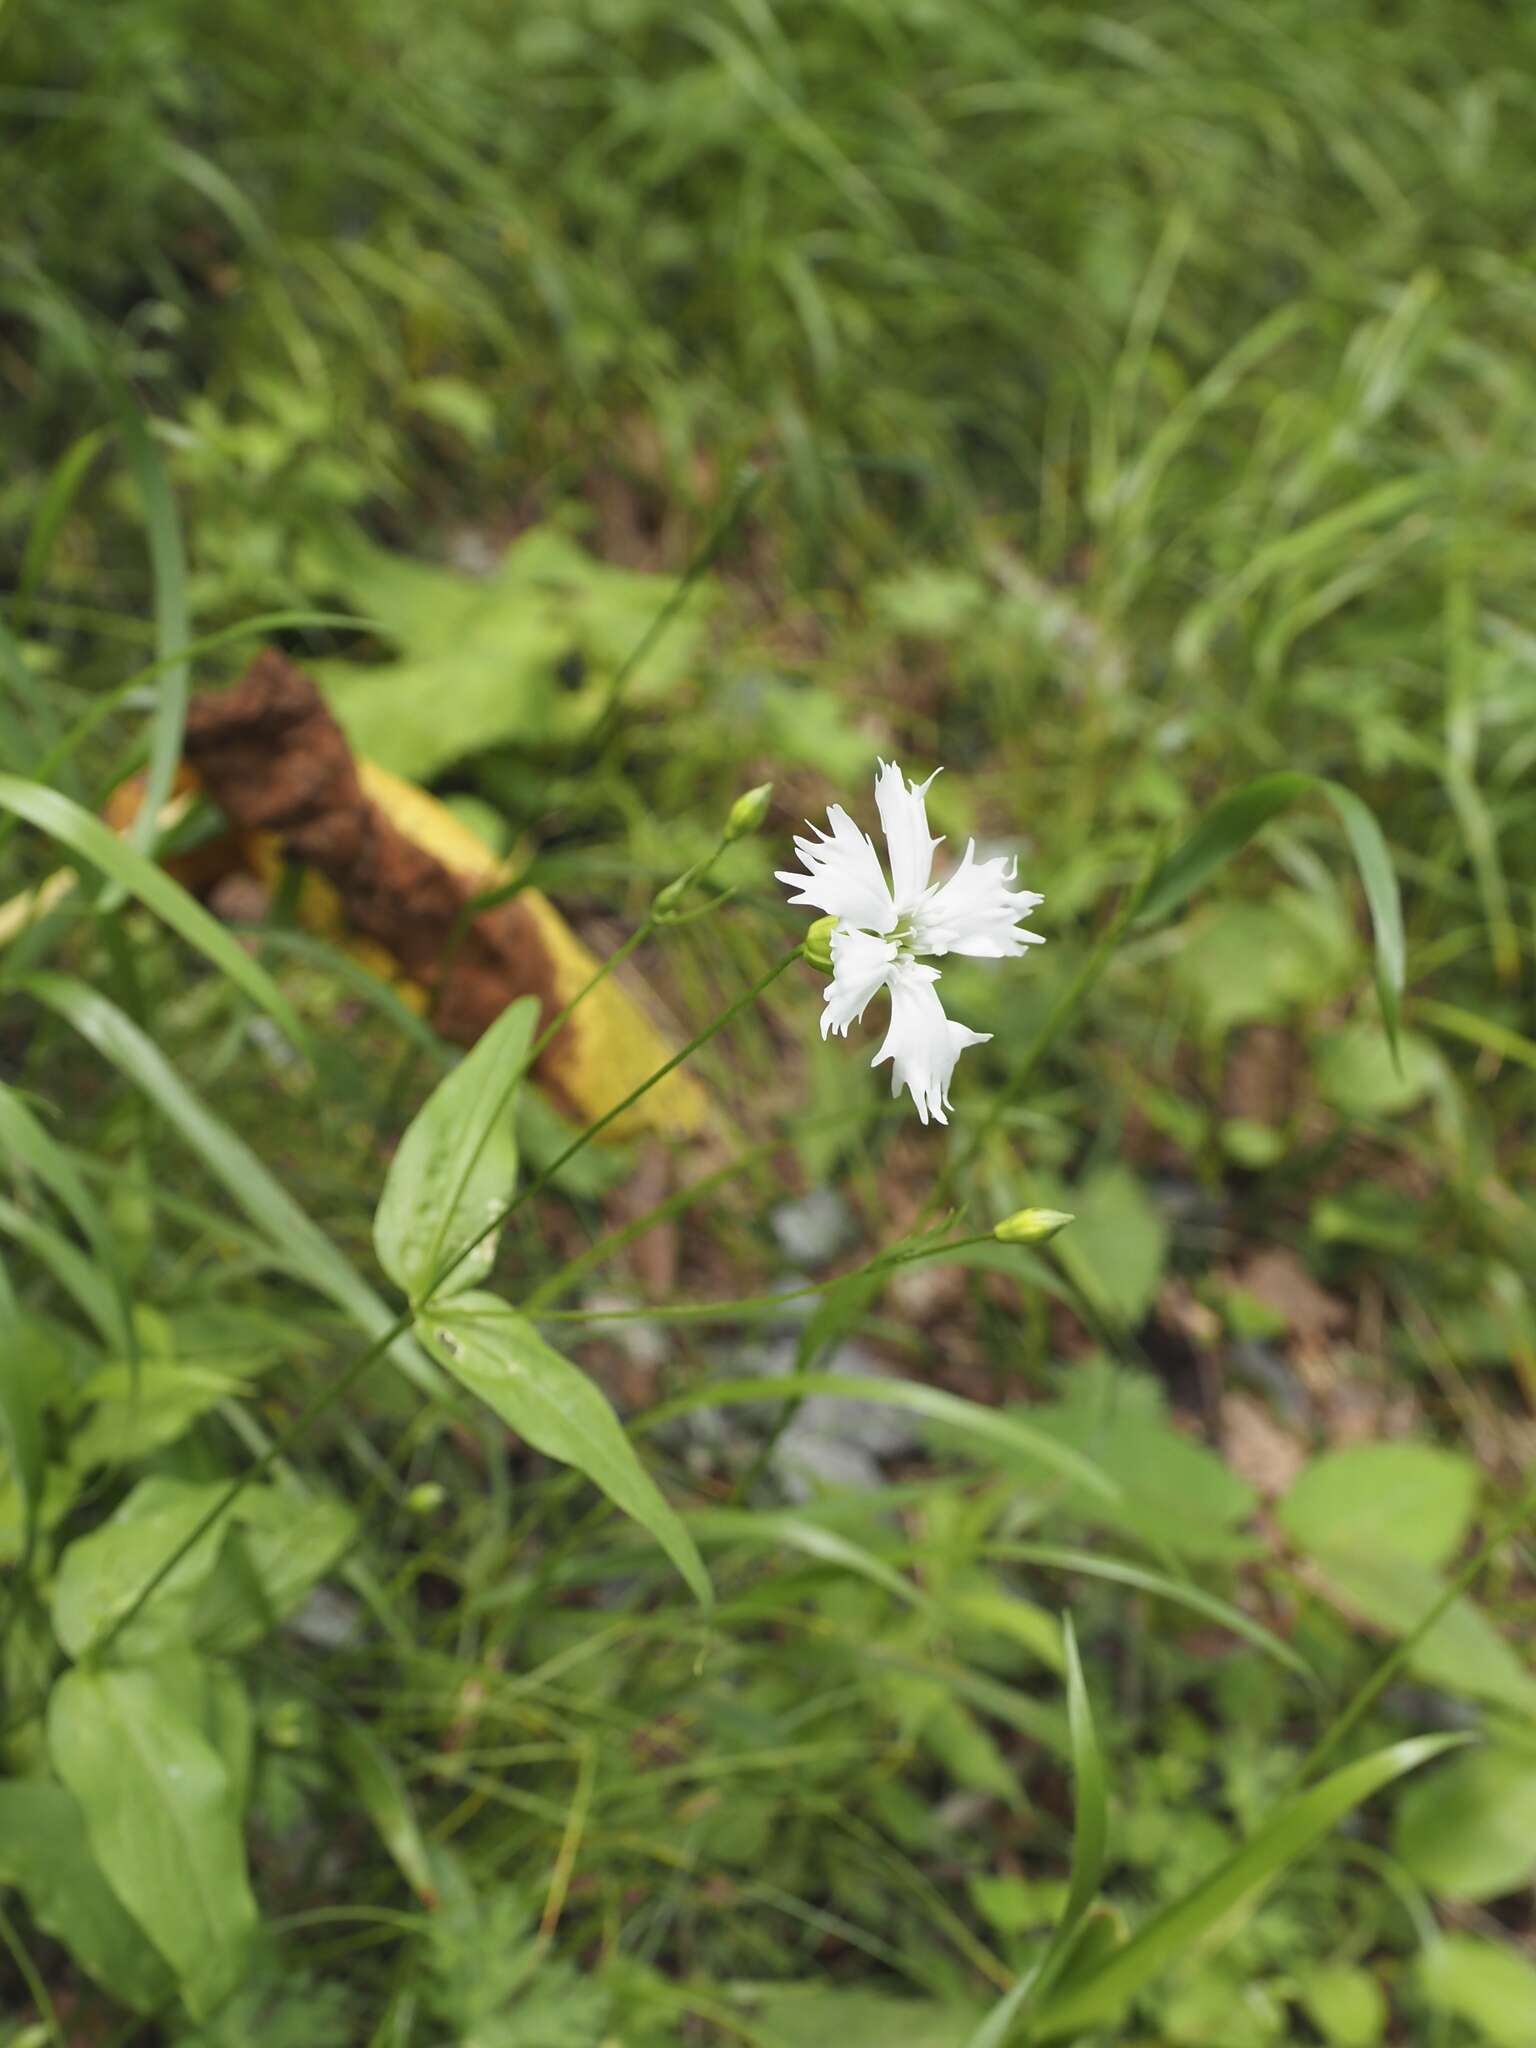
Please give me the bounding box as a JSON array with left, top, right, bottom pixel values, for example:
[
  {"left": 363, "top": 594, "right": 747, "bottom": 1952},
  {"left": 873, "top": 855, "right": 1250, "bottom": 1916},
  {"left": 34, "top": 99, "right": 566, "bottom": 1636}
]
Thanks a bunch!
[{"left": 777, "top": 760, "right": 1044, "bottom": 1123}]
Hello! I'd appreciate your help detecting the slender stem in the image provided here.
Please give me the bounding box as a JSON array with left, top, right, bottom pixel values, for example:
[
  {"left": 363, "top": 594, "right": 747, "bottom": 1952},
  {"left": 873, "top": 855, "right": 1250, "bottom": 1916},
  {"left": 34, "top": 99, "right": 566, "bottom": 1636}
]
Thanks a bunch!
[
  {"left": 91, "top": 947, "right": 801, "bottom": 1660},
  {"left": 0, "top": 1900, "right": 66, "bottom": 2048},
  {"left": 530, "top": 1233, "right": 997, "bottom": 1325},
  {"left": 524, "top": 1137, "right": 779, "bottom": 1310},
  {"left": 593, "top": 465, "right": 765, "bottom": 731},
  {"left": 1296, "top": 1476, "right": 1536, "bottom": 1786}
]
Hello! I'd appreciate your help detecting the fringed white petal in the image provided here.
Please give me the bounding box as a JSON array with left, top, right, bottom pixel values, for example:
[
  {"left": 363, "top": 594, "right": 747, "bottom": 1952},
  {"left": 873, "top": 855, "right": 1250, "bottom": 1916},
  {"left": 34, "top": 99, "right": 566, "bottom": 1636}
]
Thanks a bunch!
[
  {"left": 871, "top": 961, "right": 990, "bottom": 1125},
  {"left": 874, "top": 758, "right": 942, "bottom": 911},
  {"left": 821, "top": 927, "right": 899, "bottom": 1038},
  {"left": 913, "top": 839, "right": 1044, "bottom": 959},
  {"left": 775, "top": 803, "right": 896, "bottom": 932}
]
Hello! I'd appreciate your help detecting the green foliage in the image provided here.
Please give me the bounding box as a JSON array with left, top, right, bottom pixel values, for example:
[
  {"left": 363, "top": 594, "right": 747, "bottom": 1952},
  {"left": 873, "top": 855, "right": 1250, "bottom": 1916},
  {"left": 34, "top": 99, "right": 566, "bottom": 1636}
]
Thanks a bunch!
[
  {"left": 1394, "top": 1743, "right": 1536, "bottom": 1902},
  {"left": 49, "top": 1661, "right": 258, "bottom": 2017},
  {"left": 315, "top": 528, "right": 714, "bottom": 778},
  {"left": 3, "top": 0, "right": 1536, "bottom": 2035},
  {"left": 373, "top": 993, "right": 538, "bottom": 1306},
  {"left": 421, "top": 1294, "right": 710, "bottom": 1605},
  {"left": 1419, "top": 1936, "right": 1536, "bottom": 2048}
]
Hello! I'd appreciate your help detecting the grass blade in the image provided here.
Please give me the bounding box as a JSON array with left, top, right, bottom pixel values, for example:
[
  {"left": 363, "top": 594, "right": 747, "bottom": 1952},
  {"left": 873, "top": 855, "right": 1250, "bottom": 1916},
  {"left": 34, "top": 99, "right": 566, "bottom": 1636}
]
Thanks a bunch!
[
  {"left": 641, "top": 1375, "right": 1120, "bottom": 1502},
  {"left": 114, "top": 399, "right": 189, "bottom": 867},
  {"left": 0, "top": 775, "right": 308, "bottom": 1054},
  {"left": 1135, "top": 772, "right": 1404, "bottom": 1050},
  {"left": 986, "top": 1543, "right": 1313, "bottom": 1680},
  {"left": 964, "top": 1618, "right": 1108, "bottom": 2048},
  {"left": 1032, "top": 1734, "right": 1462, "bottom": 2040},
  {"left": 19, "top": 974, "right": 437, "bottom": 1395}
]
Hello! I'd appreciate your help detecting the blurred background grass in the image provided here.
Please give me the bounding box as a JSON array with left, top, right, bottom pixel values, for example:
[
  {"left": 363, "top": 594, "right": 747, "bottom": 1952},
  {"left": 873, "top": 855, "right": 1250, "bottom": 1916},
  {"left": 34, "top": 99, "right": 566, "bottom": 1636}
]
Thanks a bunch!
[{"left": 4, "top": 1, "right": 1536, "bottom": 2043}]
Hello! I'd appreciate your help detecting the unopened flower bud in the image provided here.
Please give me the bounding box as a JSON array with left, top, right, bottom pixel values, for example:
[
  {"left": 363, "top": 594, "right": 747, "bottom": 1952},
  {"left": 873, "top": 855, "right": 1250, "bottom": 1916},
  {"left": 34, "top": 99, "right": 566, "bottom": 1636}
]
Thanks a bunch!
[
  {"left": 993, "top": 1206, "right": 1075, "bottom": 1246},
  {"left": 803, "top": 915, "right": 837, "bottom": 974},
  {"left": 406, "top": 1481, "right": 447, "bottom": 1516},
  {"left": 724, "top": 782, "right": 773, "bottom": 842},
  {"left": 653, "top": 875, "right": 690, "bottom": 916}
]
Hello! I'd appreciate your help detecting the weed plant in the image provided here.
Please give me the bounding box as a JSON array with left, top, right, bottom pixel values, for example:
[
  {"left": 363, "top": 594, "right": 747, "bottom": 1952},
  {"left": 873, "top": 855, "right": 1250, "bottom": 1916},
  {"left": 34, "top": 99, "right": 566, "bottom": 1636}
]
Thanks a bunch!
[{"left": 2, "top": 1, "right": 1536, "bottom": 2043}]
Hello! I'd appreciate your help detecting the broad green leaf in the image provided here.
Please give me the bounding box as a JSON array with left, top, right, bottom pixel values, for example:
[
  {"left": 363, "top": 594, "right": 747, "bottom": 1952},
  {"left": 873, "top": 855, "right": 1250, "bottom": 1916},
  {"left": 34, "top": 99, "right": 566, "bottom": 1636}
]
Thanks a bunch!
[
  {"left": 1049, "top": 1164, "right": 1167, "bottom": 1328},
  {"left": 1305, "top": 1547, "right": 1536, "bottom": 1714},
  {"left": 0, "top": 775, "right": 306, "bottom": 1050},
  {"left": 315, "top": 524, "right": 713, "bottom": 778},
  {"left": 70, "top": 1360, "right": 244, "bottom": 1467},
  {"left": 374, "top": 995, "right": 538, "bottom": 1305},
  {"left": 51, "top": 1476, "right": 230, "bottom": 1659},
  {"left": 421, "top": 1292, "right": 710, "bottom": 1604},
  {"left": 1278, "top": 1443, "right": 1480, "bottom": 1569},
  {"left": 1175, "top": 894, "right": 1355, "bottom": 1038},
  {"left": 1135, "top": 772, "right": 1404, "bottom": 1051},
  {"left": 191, "top": 1488, "right": 358, "bottom": 1652},
  {"left": 49, "top": 1661, "right": 258, "bottom": 2017},
  {"left": 1313, "top": 1024, "right": 1440, "bottom": 1118},
  {"left": 1301, "top": 1963, "right": 1386, "bottom": 2048},
  {"left": 1033, "top": 1735, "right": 1459, "bottom": 2039},
  {"left": 1394, "top": 1744, "right": 1536, "bottom": 1901},
  {"left": 0, "top": 1779, "right": 172, "bottom": 2013},
  {"left": 21, "top": 974, "right": 439, "bottom": 1395},
  {"left": 1419, "top": 1935, "right": 1536, "bottom": 2048},
  {"left": 1015, "top": 1362, "right": 1256, "bottom": 1560}
]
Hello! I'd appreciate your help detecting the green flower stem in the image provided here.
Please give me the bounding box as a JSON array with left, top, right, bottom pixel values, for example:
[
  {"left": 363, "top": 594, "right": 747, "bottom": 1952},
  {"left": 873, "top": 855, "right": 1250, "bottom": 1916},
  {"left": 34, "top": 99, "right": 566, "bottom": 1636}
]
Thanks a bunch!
[
  {"left": 593, "top": 463, "right": 765, "bottom": 731},
  {"left": 90, "top": 945, "right": 802, "bottom": 1664},
  {"left": 531, "top": 1232, "right": 999, "bottom": 1325},
  {"left": 523, "top": 1137, "right": 782, "bottom": 1311}
]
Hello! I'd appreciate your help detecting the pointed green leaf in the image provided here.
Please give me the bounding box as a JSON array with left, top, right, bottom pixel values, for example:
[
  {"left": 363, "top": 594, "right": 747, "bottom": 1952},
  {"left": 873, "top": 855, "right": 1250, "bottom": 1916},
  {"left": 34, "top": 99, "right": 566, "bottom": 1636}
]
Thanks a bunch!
[
  {"left": 0, "top": 775, "right": 306, "bottom": 1051},
  {"left": 421, "top": 1292, "right": 710, "bottom": 1604},
  {"left": 374, "top": 996, "right": 538, "bottom": 1305},
  {"left": 51, "top": 1477, "right": 231, "bottom": 1659},
  {"left": 1033, "top": 1736, "right": 1460, "bottom": 2039},
  {"left": 49, "top": 1661, "right": 258, "bottom": 2018},
  {"left": 0, "top": 1780, "right": 172, "bottom": 2013}
]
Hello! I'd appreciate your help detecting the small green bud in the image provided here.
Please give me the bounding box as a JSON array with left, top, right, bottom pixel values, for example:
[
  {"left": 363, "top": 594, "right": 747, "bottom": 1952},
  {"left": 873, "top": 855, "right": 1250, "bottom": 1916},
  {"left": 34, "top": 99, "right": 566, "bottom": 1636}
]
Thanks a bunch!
[
  {"left": 406, "top": 1481, "right": 447, "bottom": 1516},
  {"left": 653, "top": 875, "right": 690, "bottom": 916},
  {"left": 993, "top": 1206, "right": 1075, "bottom": 1246},
  {"left": 803, "top": 915, "right": 837, "bottom": 973},
  {"left": 724, "top": 781, "right": 773, "bottom": 842}
]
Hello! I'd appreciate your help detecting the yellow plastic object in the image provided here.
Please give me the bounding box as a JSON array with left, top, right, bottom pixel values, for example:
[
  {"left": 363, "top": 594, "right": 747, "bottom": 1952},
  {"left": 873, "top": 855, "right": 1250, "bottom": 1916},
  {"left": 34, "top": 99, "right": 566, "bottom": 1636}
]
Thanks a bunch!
[{"left": 336, "top": 762, "right": 711, "bottom": 1142}]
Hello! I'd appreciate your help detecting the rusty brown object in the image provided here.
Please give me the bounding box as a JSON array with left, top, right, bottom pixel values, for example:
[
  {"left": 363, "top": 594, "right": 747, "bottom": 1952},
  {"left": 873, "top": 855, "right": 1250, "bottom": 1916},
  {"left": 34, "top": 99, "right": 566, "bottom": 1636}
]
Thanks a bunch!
[{"left": 183, "top": 651, "right": 591, "bottom": 1123}]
